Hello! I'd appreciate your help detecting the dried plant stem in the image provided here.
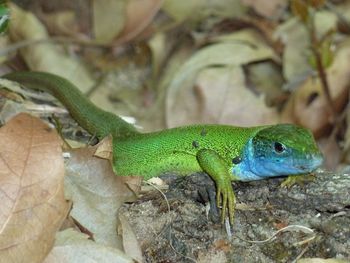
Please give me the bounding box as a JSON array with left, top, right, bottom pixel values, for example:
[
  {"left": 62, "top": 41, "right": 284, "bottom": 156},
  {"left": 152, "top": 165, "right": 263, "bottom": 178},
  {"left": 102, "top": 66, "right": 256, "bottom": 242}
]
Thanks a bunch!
[
  {"left": 311, "top": 47, "right": 336, "bottom": 119},
  {"left": 309, "top": 18, "right": 336, "bottom": 122}
]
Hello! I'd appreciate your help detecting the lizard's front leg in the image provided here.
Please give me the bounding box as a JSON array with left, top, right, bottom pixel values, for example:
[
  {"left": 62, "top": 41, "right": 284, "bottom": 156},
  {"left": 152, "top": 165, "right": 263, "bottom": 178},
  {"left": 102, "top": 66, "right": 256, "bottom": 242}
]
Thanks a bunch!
[{"left": 196, "top": 149, "right": 236, "bottom": 224}]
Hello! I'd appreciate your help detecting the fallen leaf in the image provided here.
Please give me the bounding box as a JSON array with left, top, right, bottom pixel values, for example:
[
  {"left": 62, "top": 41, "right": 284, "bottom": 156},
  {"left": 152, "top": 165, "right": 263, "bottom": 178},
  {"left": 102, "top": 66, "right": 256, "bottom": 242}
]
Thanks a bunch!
[
  {"left": 274, "top": 12, "right": 337, "bottom": 83},
  {"left": 64, "top": 142, "right": 141, "bottom": 249},
  {"left": 317, "top": 137, "right": 341, "bottom": 170},
  {"left": 115, "top": 0, "right": 163, "bottom": 45},
  {"left": 118, "top": 214, "right": 143, "bottom": 262},
  {"left": 0, "top": 78, "right": 65, "bottom": 124},
  {"left": 41, "top": 11, "right": 80, "bottom": 37},
  {"left": 243, "top": 60, "right": 286, "bottom": 107},
  {"left": 7, "top": 3, "right": 146, "bottom": 127},
  {"left": 274, "top": 18, "right": 310, "bottom": 83},
  {"left": 171, "top": 66, "right": 279, "bottom": 126},
  {"left": 92, "top": 0, "right": 126, "bottom": 43},
  {"left": 162, "top": 0, "right": 201, "bottom": 22},
  {"left": 162, "top": 0, "right": 246, "bottom": 24},
  {"left": 212, "top": 239, "right": 231, "bottom": 253},
  {"left": 0, "top": 99, "right": 27, "bottom": 124},
  {"left": 0, "top": 78, "right": 58, "bottom": 104},
  {"left": 146, "top": 34, "right": 194, "bottom": 130},
  {"left": 166, "top": 30, "right": 278, "bottom": 127},
  {"left": 281, "top": 43, "right": 350, "bottom": 136},
  {"left": 242, "top": 0, "right": 287, "bottom": 18},
  {"left": 43, "top": 228, "right": 134, "bottom": 263},
  {"left": 94, "top": 135, "right": 113, "bottom": 160},
  {"left": 0, "top": 113, "right": 69, "bottom": 262},
  {"left": 8, "top": 3, "right": 94, "bottom": 93},
  {"left": 148, "top": 32, "right": 167, "bottom": 79}
]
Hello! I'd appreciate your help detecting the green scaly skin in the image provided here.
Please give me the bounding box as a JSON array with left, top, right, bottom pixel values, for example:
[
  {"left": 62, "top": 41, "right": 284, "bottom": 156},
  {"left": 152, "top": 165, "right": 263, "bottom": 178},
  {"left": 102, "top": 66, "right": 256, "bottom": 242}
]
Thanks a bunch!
[{"left": 2, "top": 71, "right": 323, "bottom": 225}]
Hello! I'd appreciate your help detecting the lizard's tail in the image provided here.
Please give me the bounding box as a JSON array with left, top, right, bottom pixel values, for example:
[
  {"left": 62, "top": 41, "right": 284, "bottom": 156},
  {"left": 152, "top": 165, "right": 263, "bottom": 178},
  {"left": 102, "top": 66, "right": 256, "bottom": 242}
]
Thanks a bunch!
[{"left": 2, "top": 71, "right": 138, "bottom": 139}]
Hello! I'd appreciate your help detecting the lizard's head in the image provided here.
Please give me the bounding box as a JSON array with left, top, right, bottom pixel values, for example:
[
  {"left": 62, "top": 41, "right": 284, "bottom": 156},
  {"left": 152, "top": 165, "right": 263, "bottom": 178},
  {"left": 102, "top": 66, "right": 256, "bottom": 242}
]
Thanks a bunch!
[{"left": 237, "top": 124, "right": 323, "bottom": 180}]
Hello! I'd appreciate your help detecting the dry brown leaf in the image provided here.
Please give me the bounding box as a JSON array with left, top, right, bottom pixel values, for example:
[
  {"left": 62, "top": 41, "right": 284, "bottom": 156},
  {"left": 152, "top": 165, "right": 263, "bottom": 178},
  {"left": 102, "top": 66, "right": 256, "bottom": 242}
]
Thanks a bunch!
[
  {"left": 118, "top": 214, "right": 143, "bottom": 262},
  {"left": 0, "top": 100, "right": 27, "bottom": 125},
  {"left": 64, "top": 142, "right": 141, "bottom": 249},
  {"left": 166, "top": 65, "right": 279, "bottom": 128},
  {"left": 92, "top": 0, "right": 126, "bottom": 43},
  {"left": 281, "top": 44, "right": 350, "bottom": 136},
  {"left": 114, "top": 0, "right": 163, "bottom": 45},
  {"left": 7, "top": 4, "right": 143, "bottom": 124},
  {"left": 162, "top": 0, "right": 246, "bottom": 24},
  {"left": 44, "top": 228, "right": 134, "bottom": 263},
  {"left": 0, "top": 113, "right": 69, "bottom": 262},
  {"left": 94, "top": 135, "right": 113, "bottom": 160},
  {"left": 192, "top": 67, "right": 279, "bottom": 126},
  {"left": 275, "top": 12, "right": 337, "bottom": 82},
  {"left": 165, "top": 32, "right": 278, "bottom": 127},
  {"left": 242, "top": 0, "right": 287, "bottom": 18},
  {"left": 317, "top": 137, "right": 341, "bottom": 170},
  {"left": 8, "top": 3, "right": 94, "bottom": 93},
  {"left": 41, "top": 11, "right": 80, "bottom": 37}
]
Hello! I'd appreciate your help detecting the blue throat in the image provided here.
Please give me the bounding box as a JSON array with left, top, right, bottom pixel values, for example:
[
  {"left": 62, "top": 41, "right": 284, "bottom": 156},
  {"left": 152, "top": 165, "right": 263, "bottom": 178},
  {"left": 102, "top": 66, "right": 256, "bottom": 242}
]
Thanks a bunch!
[{"left": 232, "top": 139, "right": 263, "bottom": 181}]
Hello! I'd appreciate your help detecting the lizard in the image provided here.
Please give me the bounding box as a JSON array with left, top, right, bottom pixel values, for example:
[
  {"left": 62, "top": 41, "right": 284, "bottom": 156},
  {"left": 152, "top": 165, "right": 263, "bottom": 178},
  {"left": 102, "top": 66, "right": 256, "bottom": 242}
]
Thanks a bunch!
[{"left": 2, "top": 71, "right": 324, "bottom": 224}]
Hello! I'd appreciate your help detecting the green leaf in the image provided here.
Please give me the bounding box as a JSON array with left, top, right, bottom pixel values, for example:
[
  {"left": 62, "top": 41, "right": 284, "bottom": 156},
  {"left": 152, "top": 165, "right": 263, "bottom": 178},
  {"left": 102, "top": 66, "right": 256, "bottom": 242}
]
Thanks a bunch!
[
  {"left": 309, "top": 38, "right": 334, "bottom": 69},
  {"left": 0, "top": 2, "right": 9, "bottom": 34}
]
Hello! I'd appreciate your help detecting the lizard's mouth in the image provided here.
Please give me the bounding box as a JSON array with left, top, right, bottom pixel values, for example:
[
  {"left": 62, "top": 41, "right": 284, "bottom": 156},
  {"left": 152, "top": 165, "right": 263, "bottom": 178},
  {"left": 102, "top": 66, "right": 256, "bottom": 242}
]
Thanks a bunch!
[
  {"left": 295, "top": 153, "right": 323, "bottom": 172},
  {"left": 248, "top": 152, "right": 324, "bottom": 178}
]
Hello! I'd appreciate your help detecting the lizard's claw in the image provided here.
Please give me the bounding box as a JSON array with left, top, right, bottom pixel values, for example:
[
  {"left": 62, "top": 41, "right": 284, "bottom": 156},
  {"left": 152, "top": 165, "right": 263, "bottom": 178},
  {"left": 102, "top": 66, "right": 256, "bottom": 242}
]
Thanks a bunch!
[
  {"left": 281, "top": 174, "right": 315, "bottom": 188},
  {"left": 216, "top": 181, "right": 236, "bottom": 224},
  {"left": 195, "top": 149, "right": 237, "bottom": 225}
]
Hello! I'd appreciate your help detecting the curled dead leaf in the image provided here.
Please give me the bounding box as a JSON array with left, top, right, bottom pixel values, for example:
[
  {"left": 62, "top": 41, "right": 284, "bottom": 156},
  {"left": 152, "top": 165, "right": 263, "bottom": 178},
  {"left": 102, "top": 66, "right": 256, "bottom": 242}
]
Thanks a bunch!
[
  {"left": 165, "top": 33, "right": 278, "bottom": 127},
  {"left": 94, "top": 135, "right": 113, "bottom": 160},
  {"left": 189, "top": 67, "right": 279, "bottom": 126}
]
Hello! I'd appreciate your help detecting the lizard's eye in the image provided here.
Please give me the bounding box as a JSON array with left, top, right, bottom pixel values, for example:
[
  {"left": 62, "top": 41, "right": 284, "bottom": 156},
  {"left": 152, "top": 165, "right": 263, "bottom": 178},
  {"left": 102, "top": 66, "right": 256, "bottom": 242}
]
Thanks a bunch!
[{"left": 274, "top": 142, "right": 286, "bottom": 153}]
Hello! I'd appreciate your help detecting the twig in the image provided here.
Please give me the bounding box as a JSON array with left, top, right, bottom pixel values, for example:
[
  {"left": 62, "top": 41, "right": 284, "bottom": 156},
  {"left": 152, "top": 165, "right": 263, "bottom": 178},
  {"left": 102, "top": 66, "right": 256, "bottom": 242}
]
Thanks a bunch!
[{"left": 308, "top": 14, "right": 336, "bottom": 122}]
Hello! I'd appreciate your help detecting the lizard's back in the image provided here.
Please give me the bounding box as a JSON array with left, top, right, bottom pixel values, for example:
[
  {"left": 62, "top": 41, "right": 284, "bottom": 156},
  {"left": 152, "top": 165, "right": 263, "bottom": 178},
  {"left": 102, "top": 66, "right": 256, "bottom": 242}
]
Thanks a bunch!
[{"left": 114, "top": 124, "right": 265, "bottom": 179}]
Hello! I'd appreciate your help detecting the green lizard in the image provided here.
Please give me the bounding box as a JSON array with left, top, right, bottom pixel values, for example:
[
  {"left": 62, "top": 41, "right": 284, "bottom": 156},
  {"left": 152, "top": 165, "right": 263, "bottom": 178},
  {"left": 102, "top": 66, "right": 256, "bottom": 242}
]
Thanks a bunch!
[{"left": 2, "top": 71, "right": 324, "bottom": 224}]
